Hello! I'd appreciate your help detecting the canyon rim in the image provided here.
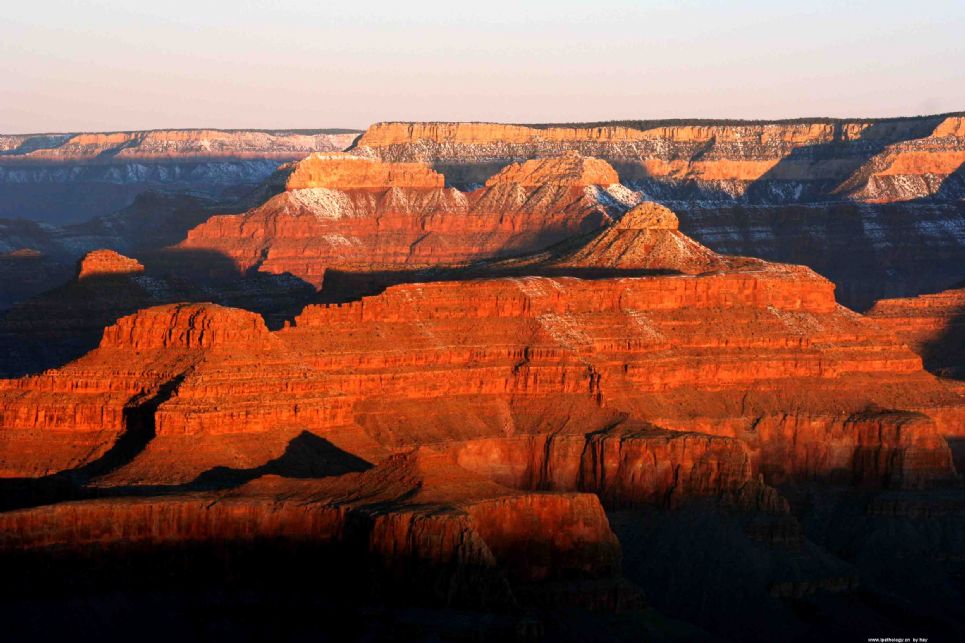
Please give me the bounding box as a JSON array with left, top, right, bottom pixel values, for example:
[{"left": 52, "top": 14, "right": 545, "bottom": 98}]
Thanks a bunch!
[{"left": 2, "top": 2, "right": 964, "bottom": 642}]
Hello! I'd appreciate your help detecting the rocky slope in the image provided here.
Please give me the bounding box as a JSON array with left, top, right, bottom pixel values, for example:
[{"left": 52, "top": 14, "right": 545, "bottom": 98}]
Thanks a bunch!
[
  {"left": 178, "top": 152, "right": 640, "bottom": 289},
  {"left": 868, "top": 285, "right": 965, "bottom": 378},
  {"left": 2, "top": 220, "right": 961, "bottom": 486},
  {"left": 0, "top": 128, "right": 360, "bottom": 223},
  {"left": 0, "top": 215, "right": 962, "bottom": 636},
  {"left": 1, "top": 154, "right": 963, "bottom": 640},
  {"left": 0, "top": 245, "right": 316, "bottom": 377},
  {"left": 355, "top": 116, "right": 965, "bottom": 202},
  {"left": 0, "top": 449, "right": 628, "bottom": 609},
  {"left": 672, "top": 200, "right": 965, "bottom": 310},
  {"left": 353, "top": 117, "right": 965, "bottom": 309}
]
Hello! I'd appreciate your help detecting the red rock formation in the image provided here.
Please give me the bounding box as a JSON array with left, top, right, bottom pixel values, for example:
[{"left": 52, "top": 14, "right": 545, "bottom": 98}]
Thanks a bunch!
[
  {"left": 867, "top": 286, "right": 965, "bottom": 378},
  {"left": 485, "top": 151, "right": 619, "bottom": 188},
  {"left": 0, "top": 450, "right": 623, "bottom": 605},
  {"left": 0, "top": 129, "right": 359, "bottom": 164},
  {"left": 2, "top": 240, "right": 960, "bottom": 487},
  {"left": 284, "top": 153, "right": 445, "bottom": 190},
  {"left": 76, "top": 249, "right": 144, "bottom": 280},
  {"left": 100, "top": 303, "right": 275, "bottom": 351},
  {"left": 1, "top": 199, "right": 963, "bottom": 625},
  {"left": 2, "top": 123, "right": 963, "bottom": 639},
  {"left": 495, "top": 201, "right": 737, "bottom": 275},
  {"left": 178, "top": 153, "right": 633, "bottom": 287},
  {"left": 447, "top": 426, "right": 761, "bottom": 509},
  {"left": 355, "top": 116, "right": 965, "bottom": 202}
]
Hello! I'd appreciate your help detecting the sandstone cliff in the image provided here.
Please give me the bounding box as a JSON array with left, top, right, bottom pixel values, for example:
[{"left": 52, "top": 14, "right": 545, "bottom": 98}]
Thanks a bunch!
[
  {"left": 1, "top": 240, "right": 960, "bottom": 487},
  {"left": 0, "top": 450, "right": 626, "bottom": 608},
  {"left": 351, "top": 118, "right": 965, "bottom": 309},
  {"left": 0, "top": 129, "right": 359, "bottom": 164},
  {"left": 868, "top": 285, "right": 965, "bottom": 378},
  {"left": 76, "top": 249, "right": 144, "bottom": 280},
  {"left": 1, "top": 122, "right": 963, "bottom": 641},
  {"left": 178, "top": 153, "right": 637, "bottom": 288},
  {"left": 1, "top": 197, "right": 963, "bottom": 636},
  {"left": 354, "top": 116, "right": 965, "bottom": 203}
]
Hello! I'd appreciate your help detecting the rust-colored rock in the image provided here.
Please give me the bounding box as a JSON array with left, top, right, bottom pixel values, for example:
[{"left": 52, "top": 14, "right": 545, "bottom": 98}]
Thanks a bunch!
[
  {"left": 0, "top": 449, "right": 623, "bottom": 606},
  {"left": 76, "top": 249, "right": 145, "bottom": 280},
  {"left": 100, "top": 303, "right": 274, "bottom": 351},
  {"left": 484, "top": 151, "right": 619, "bottom": 188},
  {"left": 617, "top": 202, "right": 679, "bottom": 230},
  {"left": 355, "top": 117, "right": 965, "bottom": 202},
  {"left": 178, "top": 153, "right": 637, "bottom": 287},
  {"left": 283, "top": 153, "right": 445, "bottom": 190},
  {"left": 494, "top": 200, "right": 735, "bottom": 274},
  {"left": 867, "top": 286, "right": 965, "bottom": 379},
  {"left": 2, "top": 238, "right": 960, "bottom": 487}
]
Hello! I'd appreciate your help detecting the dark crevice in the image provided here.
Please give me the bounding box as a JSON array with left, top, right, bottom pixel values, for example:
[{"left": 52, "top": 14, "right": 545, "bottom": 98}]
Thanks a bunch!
[{"left": 0, "top": 374, "right": 184, "bottom": 511}]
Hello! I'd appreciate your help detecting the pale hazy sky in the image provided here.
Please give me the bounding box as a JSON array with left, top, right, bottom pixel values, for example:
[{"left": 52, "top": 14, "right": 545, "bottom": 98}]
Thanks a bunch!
[{"left": 2, "top": 0, "right": 963, "bottom": 133}]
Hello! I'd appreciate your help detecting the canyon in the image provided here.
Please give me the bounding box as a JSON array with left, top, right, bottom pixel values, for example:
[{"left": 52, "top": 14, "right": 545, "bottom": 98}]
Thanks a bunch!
[
  {"left": 354, "top": 116, "right": 965, "bottom": 309},
  {"left": 3, "top": 116, "right": 962, "bottom": 313},
  {"left": 354, "top": 117, "right": 965, "bottom": 202},
  {"left": 0, "top": 131, "right": 962, "bottom": 641},
  {"left": 868, "top": 284, "right": 965, "bottom": 379},
  {"left": 0, "top": 128, "right": 360, "bottom": 224}
]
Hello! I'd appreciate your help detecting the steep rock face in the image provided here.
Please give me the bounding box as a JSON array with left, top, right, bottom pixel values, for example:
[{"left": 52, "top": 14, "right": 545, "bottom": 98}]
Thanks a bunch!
[
  {"left": 0, "top": 450, "right": 623, "bottom": 607},
  {"left": 447, "top": 428, "right": 763, "bottom": 509},
  {"left": 76, "top": 249, "right": 144, "bottom": 280},
  {"left": 616, "top": 201, "right": 680, "bottom": 229},
  {"left": 0, "top": 129, "right": 359, "bottom": 164},
  {"left": 867, "top": 286, "right": 965, "bottom": 377},
  {"left": 354, "top": 119, "right": 965, "bottom": 309},
  {"left": 284, "top": 153, "right": 445, "bottom": 190},
  {"left": 178, "top": 153, "right": 635, "bottom": 287},
  {"left": 355, "top": 117, "right": 965, "bottom": 202},
  {"left": 99, "top": 303, "right": 274, "bottom": 351},
  {"left": 0, "top": 303, "right": 276, "bottom": 476},
  {"left": 0, "top": 129, "right": 360, "bottom": 224},
  {"left": 0, "top": 190, "right": 238, "bottom": 314},
  {"left": 1, "top": 224, "right": 962, "bottom": 634},
  {"left": 2, "top": 208, "right": 962, "bottom": 490},
  {"left": 0, "top": 241, "right": 315, "bottom": 377},
  {"left": 0, "top": 251, "right": 164, "bottom": 378},
  {"left": 4, "top": 255, "right": 960, "bottom": 488},
  {"left": 671, "top": 201, "right": 965, "bottom": 311},
  {"left": 485, "top": 151, "right": 620, "bottom": 187},
  {"left": 500, "top": 201, "right": 734, "bottom": 274}
]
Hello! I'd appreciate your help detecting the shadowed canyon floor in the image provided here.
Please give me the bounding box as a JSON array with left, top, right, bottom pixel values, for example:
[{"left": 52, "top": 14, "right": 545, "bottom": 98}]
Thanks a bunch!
[{"left": 0, "top": 146, "right": 963, "bottom": 641}]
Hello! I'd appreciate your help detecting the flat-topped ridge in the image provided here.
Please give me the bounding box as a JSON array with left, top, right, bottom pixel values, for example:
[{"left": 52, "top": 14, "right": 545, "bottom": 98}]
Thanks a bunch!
[
  {"left": 99, "top": 303, "right": 274, "bottom": 351},
  {"left": 284, "top": 153, "right": 445, "bottom": 190}
]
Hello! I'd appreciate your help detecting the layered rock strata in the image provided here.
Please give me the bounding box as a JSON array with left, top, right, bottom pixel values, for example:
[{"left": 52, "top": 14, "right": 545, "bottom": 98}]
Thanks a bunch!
[
  {"left": 0, "top": 129, "right": 358, "bottom": 164},
  {"left": 355, "top": 117, "right": 965, "bottom": 202},
  {"left": 868, "top": 286, "right": 965, "bottom": 378},
  {"left": 178, "top": 153, "right": 638, "bottom": 288},
  {"left": 76, "top": 249, "right": 144, "bottom": 280},
  {"left": 0, "top": 450, "right": 625, "bottom": 607},
  {"left": 670, "top": 201, "right": 965, "bottom": 310},
  {"left": 1, "top": 239, "right": 960, "bottom": 487},
  {"left": 0, "top": 128, "right": 360, "bottom": 223},
  {"left": 1, "top": 208, "right": 963, "bottom": 627},
  {"left": 353, "top": 118, "right": 965, "bottom": 309}
]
